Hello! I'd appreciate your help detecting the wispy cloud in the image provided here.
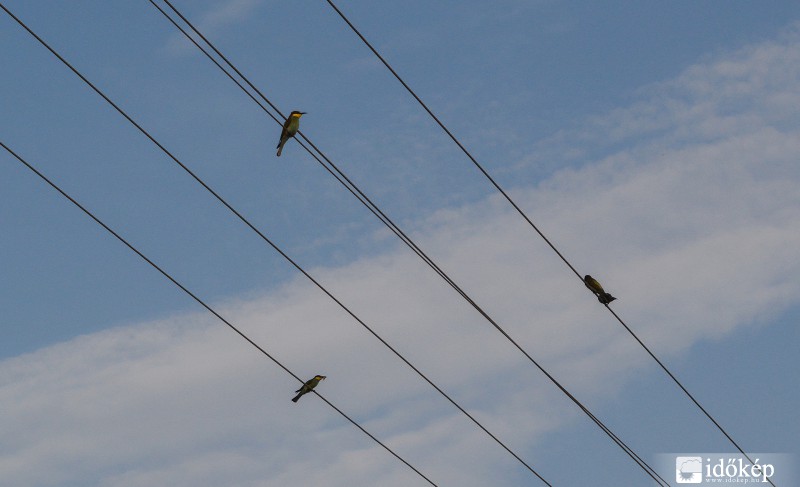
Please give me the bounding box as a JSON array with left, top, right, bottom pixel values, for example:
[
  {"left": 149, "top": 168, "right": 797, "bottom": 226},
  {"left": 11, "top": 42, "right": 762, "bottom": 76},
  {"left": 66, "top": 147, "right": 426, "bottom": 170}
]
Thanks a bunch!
[
  {"left": 3, "top": 23, "right": 799, "bottom": 487},
  {"left": 528, "top": 22, "right": 800, "bottom": 170},
  {"left": 161, "top": 0, "right": 262, "bottom": 56},
  {"left": 199, "top": 0, "right": 261, "bottom": 31}
]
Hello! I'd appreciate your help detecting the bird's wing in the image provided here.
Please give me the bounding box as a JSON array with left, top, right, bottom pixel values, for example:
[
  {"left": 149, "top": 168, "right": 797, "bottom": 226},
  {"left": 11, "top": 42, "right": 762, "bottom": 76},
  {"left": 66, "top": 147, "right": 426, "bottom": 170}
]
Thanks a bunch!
[
  {"left": 587, "top": 278, "right": 604, "bottom": 293},
  {"left": 277, "top": 118, "right": 292, "bottom": 141}
]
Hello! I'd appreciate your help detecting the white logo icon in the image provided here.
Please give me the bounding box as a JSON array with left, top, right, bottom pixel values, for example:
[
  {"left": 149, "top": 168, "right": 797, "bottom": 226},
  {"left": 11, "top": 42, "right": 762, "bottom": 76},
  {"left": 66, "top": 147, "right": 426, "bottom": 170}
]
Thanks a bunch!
[{"left": 676, "top": 456, "right": 703, "bottom": 483}]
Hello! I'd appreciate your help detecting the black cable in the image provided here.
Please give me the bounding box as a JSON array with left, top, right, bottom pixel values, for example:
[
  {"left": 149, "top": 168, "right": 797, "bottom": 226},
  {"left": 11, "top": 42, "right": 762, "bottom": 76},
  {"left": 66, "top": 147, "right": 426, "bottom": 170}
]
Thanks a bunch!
[
  {"left": 605, "top": 305, "right": 768, "bottom": 478},
  {"left": 143, "top": 0, "right": 446, "bottom": 286},
  {"left": 321, "top": 0, "right": 580, "bottom": 277},
  {"left": 0, "top": 140, "right": 437, "bottom": 487},
  {"left": 148, "top": 0, "right": 464, "bottom": 307},
  {"left": 0, "top": 4, "right": 552, "bottom": 485},
  {"left": 321, "top": 1, "right": 769, "bottom": 481},
  {"left": 151, "top": 2, "right": 669, "bottom": 484}
]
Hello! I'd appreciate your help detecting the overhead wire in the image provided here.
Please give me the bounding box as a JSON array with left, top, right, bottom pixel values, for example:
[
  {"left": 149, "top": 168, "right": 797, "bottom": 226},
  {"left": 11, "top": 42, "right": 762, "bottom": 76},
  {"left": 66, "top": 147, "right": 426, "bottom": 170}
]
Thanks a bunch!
[
  {"left": 321, "top": 0, "right": 768, "bottom": 478},
  {"left": 149, "top": 1, "right": 669, "bottom": 484},
  {"left": 0, "top": 4, "right": 552, "bottom": 485},
  {"left": 142, "top": 0, "right": 444, "bottom": 285},
  {"left": 0, "top": 140, "right": 437, "bottom": 487},
  {"left": 148, "top": 0, "right": 671, "bottom": 483}
]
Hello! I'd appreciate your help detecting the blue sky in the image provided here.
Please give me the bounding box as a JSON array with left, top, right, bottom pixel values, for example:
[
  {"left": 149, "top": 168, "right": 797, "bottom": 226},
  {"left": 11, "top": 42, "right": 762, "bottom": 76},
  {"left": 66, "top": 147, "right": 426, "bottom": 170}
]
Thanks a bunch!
[{"left": 2, "top": 1, "right": 799, "bottom": 485}]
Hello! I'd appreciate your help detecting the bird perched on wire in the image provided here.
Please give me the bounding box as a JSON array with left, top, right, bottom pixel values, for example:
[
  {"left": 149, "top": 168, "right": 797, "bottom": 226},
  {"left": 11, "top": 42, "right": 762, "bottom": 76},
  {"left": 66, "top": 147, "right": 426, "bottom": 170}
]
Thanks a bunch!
[
  {"left": 291, "top": 375, "right": 326, "bottom": 403},
  {"left": 276, "top": 110, "right": 306, "bottom": 157},
  {"left": 584, "top": 275, "right": 617, "bottom": 304}
]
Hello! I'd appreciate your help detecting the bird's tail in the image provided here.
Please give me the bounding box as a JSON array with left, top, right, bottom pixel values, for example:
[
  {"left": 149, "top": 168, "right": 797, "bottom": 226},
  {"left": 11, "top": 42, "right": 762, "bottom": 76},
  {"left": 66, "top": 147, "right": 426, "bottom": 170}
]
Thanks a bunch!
[
  {"left": 276, "top": 142, "right": 284, "bottom": 157},
  {"left": 600, "top": 293, "right": 616, "bottom": 304},
  {"left": 291, "top": 392, "right": 302, "bottom": 403}
]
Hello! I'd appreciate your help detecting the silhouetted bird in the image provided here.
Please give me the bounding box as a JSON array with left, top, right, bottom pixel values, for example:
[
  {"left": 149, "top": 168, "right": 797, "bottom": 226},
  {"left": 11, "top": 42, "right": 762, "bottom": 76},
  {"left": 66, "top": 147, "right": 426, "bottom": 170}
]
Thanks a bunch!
[
  {"left": 291, "top": 375, "right": 326, "bottom": 403},
  {"left": 584, "top": 275, "right": 617, "bottom": 304}
]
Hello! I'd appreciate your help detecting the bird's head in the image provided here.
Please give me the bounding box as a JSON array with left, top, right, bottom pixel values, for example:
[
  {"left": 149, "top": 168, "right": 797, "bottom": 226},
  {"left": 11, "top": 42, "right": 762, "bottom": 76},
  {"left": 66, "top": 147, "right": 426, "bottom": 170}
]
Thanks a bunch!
[
  {"left": 584, "top": 275, "right": 592, "bottom": 281},
  {"left": 314, "top": 375, "right": 326, "bottom": 381},
  {"left": 290, "top": 111, "right": 306, "bottom": 118}
]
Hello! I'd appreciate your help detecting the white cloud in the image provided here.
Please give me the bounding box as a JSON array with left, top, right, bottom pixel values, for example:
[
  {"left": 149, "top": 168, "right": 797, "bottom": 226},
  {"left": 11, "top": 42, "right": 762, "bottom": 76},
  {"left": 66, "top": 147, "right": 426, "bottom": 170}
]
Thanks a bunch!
[{"left": 3, "top": 23, "right": 800, "bottom": 487}]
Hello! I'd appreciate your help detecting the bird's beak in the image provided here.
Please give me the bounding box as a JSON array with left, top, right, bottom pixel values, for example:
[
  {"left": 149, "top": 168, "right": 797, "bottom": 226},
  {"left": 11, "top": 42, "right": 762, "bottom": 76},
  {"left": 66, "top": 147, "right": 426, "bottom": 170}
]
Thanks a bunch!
[
  {"left": 320, "top": 376, "right": 326, "bottom": 380},
  {"left": 300, "top": 112, "right": 307, "bottom": 115}
]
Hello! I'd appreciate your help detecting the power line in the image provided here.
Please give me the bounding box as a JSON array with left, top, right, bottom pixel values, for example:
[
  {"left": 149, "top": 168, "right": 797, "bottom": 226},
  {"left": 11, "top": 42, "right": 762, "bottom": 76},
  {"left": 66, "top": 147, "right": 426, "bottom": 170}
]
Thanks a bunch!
[
  {"left": 605, "top": 305, "right": 768, "bottom": 476},
  {"left": 145, "top": 0, "right": 455, "bottom": 296},
  {"left": 148, "top": 0, "right": 460, "bottom": 316},
  {"left": 321, "top": 0, "right": 768, "bottom": 478},
  {"left": 149, "top": 1, "right": 669, "bottom": 484},
  {"left": 0, "top": 4, "right": 552, "bottom": 485},
  {"left": 0, "top": 140, "right": 437, "bottom": 487},
  {"left": 323, "top": 0, "right": 582, "bottom": 278},
  {"left": 142, "top": 0, "right": 439, "bottom": 282}
]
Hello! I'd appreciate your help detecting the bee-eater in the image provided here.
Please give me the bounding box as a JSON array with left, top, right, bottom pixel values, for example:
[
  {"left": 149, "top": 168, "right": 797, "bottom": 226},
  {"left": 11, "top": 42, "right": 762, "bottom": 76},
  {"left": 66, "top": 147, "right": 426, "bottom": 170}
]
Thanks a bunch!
[
  {"left": 291, "top": 375, "right": 326, "bottom": 403},
  {"left": 276, "top": 111, "right": 306, "bottom": 157},
  {"left": 584, "top": 275, "right": 617, "bottom": 304}
]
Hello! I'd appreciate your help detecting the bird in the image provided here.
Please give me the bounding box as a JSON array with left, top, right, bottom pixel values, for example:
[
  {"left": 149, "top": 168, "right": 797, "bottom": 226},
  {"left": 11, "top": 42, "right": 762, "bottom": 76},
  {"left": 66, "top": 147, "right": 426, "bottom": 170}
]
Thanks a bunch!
[
  {"left": 584, "top": 274, "right": 617, "bottom": 304},
  {"left": 291, "top": 375, "right": 326, "bottom": 403},
  {"left": 276, "top": 111, "right": 306, "bottom": 157}
]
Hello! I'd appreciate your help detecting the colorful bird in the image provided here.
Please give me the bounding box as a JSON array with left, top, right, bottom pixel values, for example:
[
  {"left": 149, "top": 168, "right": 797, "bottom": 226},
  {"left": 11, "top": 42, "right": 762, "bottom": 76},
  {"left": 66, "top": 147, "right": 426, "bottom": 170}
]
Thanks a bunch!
[
  {"left": 584, "top": 275, "right": 616, "bottom": 304},
  {"left": 291, "top": 375, "right": 326, "bottom": 403},
  {"left": 276, "top": 111, "right": 306, "bottom": 157}
]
